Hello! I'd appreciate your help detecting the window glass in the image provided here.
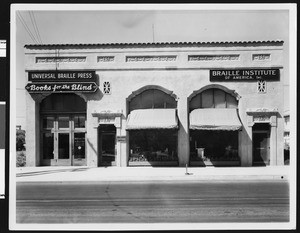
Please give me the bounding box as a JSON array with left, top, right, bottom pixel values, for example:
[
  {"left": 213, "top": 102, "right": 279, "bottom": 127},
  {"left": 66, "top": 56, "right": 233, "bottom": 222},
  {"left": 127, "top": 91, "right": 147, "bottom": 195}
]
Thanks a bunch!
[
  {"left": 129, "top": 89, "right": 177, "bottom": 111},
  {"left": 40, "top": 94, "right": 86, "bottom": 113},
  {"left": 201, "top": 89, "right": 214, "bottom": 108},
  {"left": 74, "top": 133, "right": 85, "bottom": 159},
  {"left": 153, "top": 90, "right": 166, "bottom": 108},
  {"left": 74, "top": 115, "right": 86, "bottom": 128},
  {"left": 58, "top": 116, "right": 69, "bottom": 128},
  {"left": 141, "top": 90, "right": 154, "bottom": 109},
  {"left": 58, "top": 133, "right": 70, "bottom": 159},
  {"left": 214, "top": 89, "right": 226, "bottom": 108},
  {"left": 190, "top": 130, "right": 239, "bottom": 161},
  {"left": 226, "top": 94, "right": 238, "bottom": 108},
  {"left": 129, "top": 130, "right": 178, "bottom": 162},
  {"left": 190, "top": 95, "right": 201, "bottom": 111},
  {"left": 42, "top": 116, "right": 54, "bottom": 129}
]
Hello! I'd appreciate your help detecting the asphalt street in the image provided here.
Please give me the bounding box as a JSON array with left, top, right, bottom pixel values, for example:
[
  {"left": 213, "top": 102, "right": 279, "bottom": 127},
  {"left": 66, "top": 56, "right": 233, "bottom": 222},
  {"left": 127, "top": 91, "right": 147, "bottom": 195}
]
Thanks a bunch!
[{"left": 16, "top": 180, "right": 289, "bottom": 223}]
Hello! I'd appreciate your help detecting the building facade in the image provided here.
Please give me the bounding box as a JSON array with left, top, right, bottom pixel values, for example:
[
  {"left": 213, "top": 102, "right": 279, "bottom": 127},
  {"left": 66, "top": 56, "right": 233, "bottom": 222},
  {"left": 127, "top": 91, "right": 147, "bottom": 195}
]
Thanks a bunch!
[{"left": 24, "top": 41, "right": 285, "bottom": 167}]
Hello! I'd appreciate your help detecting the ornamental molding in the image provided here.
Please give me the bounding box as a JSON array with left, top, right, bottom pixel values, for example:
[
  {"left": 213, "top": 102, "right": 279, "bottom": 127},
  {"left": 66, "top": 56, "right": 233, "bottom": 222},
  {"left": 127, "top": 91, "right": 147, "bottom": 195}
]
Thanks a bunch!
[
  {"left": 246, "top": 108, "right": 278, "bottom": 114},
  {"left": 188, "top": 54, "right": 239, "bottom": 61},
  {"left": 126, "top": 55, "right": 176, "bottom": 62},
  {"left": 92, "top": 110, "right": 123, "bottom": 118},
  {"left": 36, "top": 56, "right": 86, "bottom": 63}
]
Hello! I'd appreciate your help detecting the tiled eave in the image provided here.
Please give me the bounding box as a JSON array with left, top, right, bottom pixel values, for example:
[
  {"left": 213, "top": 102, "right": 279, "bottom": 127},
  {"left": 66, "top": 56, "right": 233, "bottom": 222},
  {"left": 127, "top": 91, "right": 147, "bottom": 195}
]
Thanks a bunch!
[{"left": 24, "top": 40, "right": 284, "bottom": 50}]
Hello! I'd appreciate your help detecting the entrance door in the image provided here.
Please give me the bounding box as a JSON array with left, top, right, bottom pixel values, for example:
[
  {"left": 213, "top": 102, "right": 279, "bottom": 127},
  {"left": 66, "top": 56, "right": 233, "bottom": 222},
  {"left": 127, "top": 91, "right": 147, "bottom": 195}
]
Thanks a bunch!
[
  {"left": 41, "top": 115, "right": 86, "bottom": 166},
  {"left": 253, "top": 124, "right": 270, "bottom": 166},
  {"left": 98, "top": 125, "right": 116, "bottom": 166},
  {"left": 57, "top": 132, "right": 71, "bottom": 165},
  {"left": 40, "top": 94, "right": 87, "bottom": 166}
]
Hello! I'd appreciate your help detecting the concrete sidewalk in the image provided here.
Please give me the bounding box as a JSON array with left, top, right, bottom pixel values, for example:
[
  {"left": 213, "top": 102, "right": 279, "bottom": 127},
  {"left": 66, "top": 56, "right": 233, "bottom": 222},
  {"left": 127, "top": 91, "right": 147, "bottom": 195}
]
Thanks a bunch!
[{"left": 15, "top": 166, "right": 291, "bottom": 182}]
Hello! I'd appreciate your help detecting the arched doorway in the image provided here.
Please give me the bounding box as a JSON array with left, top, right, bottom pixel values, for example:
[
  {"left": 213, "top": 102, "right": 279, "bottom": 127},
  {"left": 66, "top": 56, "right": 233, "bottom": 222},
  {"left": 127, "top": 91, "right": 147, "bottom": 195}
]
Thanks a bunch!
[
  {"left": 188, "top": 87, "right": 242, "bottom": 166},
  {"left": 126, "top": 86, "right": 179, "bottom": 166},
  {"left": 40, "top": 94, "right": 87, "bottom": 166}
]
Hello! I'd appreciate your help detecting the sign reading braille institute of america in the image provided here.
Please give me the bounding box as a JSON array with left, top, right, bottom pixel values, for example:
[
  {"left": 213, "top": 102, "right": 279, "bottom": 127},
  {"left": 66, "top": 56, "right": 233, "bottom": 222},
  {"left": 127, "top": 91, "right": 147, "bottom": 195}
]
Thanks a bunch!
[
  {"left": 28, "top": 70, "right": 96, "bottom": 82},
  {"left": 210, "top": 69, "right": 280, "bottom": 81}
]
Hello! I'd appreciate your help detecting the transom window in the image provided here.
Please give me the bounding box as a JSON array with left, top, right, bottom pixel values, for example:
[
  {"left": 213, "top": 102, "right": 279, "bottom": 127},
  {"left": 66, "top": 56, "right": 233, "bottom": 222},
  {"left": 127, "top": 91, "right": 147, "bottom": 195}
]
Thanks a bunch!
[
  {"left": 189, "top": 88, "right": 238, "bottom": 111},
  {"left": 129, "top": 89, "right": 177, "bottom": 112}
]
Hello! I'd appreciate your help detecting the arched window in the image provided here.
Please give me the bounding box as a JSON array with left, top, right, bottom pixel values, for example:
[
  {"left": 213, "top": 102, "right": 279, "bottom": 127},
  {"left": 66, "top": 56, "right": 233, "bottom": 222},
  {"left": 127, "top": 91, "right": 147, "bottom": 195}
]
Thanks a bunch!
[
  {"left": 41, "top": 93, "right": 86, "bottom": 114},
  {"left": 189, "top": 88, "right": 238, "bottom": 111},
  {"left": 129, "top": 89, "right": 177, "bottom": 112}
]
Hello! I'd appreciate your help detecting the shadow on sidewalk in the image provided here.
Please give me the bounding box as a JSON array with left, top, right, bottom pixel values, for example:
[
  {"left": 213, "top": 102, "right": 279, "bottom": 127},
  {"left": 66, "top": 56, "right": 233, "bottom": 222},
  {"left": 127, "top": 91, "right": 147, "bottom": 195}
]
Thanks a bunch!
[{"left": 16, "top": 167, "right": 90, "bottom": 177}]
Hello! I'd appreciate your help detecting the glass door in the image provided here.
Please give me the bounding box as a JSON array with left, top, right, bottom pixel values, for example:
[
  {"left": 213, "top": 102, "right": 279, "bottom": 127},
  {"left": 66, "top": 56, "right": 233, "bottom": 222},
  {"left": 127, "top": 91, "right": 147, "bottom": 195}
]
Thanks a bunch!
[
  {"left": 57, "top": 132, "right": 71, "bottom": 165},
  {"left": 73, "top": 132, "right": 86, "bottom": 166},
  {"left": 41, "top": 115, "right": 86, "bottom": 166}
]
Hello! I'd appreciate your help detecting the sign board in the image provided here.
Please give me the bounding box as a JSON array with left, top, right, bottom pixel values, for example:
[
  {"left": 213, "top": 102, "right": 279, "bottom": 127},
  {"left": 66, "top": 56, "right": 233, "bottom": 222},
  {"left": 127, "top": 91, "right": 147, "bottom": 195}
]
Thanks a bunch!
[
  {"left": 210, "top": 69, "right": 280, "bottom": 81},
  {"left": 28, "top": 70, "right": 96, "bottom": 82},
  {"left": 253, "top": 115, "right": 271, "bottom": 123},
  {"left": 117, "top": 136, "right": 126, "bottom": 142},
  {"left": 99, "top": 117, "right": 115, "bottom": 124},
  {"left": 25, "top": 82, "right": 98, "bottom": 93}
]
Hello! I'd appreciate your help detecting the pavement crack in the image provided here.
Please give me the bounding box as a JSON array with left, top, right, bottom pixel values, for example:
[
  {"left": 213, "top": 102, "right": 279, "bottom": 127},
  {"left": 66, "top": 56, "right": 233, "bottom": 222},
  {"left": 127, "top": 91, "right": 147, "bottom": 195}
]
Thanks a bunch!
[{"left": 103, "top": 182, "right": 144, "bottom": 222}]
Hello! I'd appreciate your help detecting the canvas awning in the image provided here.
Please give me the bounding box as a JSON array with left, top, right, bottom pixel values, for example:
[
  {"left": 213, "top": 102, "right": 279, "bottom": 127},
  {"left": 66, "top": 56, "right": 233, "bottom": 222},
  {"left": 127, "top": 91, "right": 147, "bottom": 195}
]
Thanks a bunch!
[
  {"left": 189, "top": 108, "right": 242, "bottom": 131},
  {"left": 126, "top": 109, "right": 178, "bottom": 130}
]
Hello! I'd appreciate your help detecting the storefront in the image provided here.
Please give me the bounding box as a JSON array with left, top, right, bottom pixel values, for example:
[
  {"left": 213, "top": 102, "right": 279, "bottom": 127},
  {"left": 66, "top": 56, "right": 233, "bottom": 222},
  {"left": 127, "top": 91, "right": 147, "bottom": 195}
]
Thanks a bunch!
[
  {"left": 24, "top": 41, "right": 285, "bottom": 167},
  {"left": 188, "top": 86, "right": 242, "bottom": 166}
]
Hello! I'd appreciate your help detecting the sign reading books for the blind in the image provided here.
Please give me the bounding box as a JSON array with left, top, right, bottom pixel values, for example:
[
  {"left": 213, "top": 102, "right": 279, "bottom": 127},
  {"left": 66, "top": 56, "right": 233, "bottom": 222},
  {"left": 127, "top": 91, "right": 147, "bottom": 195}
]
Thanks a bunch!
[
  {"left": 25, "top": 82, "right": 98, "bottom": 93},
  {"left": 210, "top": 69, "right": 280, "bottom": 81},
  {"left": 28, "top": 70, "right": 96, "bottom": 82}
]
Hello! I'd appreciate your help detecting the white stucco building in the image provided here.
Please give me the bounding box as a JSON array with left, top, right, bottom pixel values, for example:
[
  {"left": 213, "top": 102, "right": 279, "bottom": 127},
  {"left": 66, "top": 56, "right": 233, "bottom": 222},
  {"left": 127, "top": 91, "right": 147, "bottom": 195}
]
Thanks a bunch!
[{"left": 24, "top": 40, "right": 285, "bottom": 167}]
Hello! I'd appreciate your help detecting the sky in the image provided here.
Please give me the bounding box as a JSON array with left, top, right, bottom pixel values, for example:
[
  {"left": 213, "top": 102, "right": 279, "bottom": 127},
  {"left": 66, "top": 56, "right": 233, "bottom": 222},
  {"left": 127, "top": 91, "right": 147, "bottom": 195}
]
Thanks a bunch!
[{"left": 13, "top": 4, "right": 292, "bottom": 129}]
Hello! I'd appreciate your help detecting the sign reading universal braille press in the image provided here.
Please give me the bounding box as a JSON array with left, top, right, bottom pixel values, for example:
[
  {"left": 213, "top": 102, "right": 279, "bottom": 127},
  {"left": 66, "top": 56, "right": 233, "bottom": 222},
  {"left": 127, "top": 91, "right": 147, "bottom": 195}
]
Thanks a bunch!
[
  {"left": 210, "top": 69, "right": 280, "bottom": 81},
  {"left": 28, "top": 70, "right": 96, "bottom": 82}
]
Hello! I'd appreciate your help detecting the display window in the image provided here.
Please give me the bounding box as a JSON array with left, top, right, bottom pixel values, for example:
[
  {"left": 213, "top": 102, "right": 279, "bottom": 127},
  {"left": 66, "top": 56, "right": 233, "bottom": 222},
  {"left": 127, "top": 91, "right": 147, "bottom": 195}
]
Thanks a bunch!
[
  {"left": 189, "top": 87, "right": 241, "bottom": 165},
  {"left": 129, "top": 130, "right": 178, "bottom": 163},
  {"left": 127, "top": 87, "right": 178, "bottom": 166},
  {"left": 190, "top": 130, "right": 239, "bottom": 162}
]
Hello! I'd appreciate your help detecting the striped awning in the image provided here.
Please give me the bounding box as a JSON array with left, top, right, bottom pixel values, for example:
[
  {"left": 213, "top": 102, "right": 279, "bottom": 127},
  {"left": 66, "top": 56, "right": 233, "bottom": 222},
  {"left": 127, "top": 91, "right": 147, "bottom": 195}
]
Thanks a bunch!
[
  {"left": 190, "top": 108, "right": 242, "bottom": 131},
  {"left": 126, "top": 109, "right": 178, "bottom": 130}
]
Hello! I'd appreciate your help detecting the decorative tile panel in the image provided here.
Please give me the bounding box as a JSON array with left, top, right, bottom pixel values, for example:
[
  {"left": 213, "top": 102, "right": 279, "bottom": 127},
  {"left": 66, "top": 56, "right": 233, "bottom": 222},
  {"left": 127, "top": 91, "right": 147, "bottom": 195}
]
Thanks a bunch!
[
  {"left": 257, "top": 80, "right": 267, "bottom": 93},
  {"left": 103, "top": 81, "right": 111, "bottom": 94},
  {"left": 97, "top": 56, "right": 115, "bottom": 62},
  {"left": 36, "top": 57, "right": 86, "bottom": 63},
  {"left": 188, "top": 55, "right": 239, "bottom": 61},
  {"left": 252, "top": 54, "right": 271, "bottom": 61},
  {"left": 126, "top": 56, "right": 177, "bottom": 62}
]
